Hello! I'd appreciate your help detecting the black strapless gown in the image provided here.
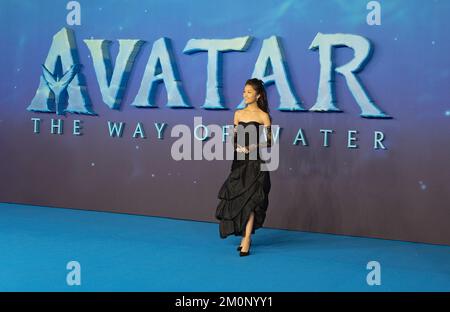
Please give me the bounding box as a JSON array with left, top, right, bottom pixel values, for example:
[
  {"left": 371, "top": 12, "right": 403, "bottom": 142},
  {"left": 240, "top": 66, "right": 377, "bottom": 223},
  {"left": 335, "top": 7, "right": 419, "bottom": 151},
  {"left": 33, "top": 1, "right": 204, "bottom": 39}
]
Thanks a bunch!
[{"left": 215, "top": 121, "right": 271, "bottom": 238}]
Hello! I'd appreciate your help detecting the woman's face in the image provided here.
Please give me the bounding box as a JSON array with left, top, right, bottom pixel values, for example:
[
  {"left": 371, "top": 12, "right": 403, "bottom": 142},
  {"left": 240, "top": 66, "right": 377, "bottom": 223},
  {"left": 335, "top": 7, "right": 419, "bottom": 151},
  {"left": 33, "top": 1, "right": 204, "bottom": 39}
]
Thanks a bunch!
[{"left": 243, "top": 84, "right": 260, "bottom": 105}]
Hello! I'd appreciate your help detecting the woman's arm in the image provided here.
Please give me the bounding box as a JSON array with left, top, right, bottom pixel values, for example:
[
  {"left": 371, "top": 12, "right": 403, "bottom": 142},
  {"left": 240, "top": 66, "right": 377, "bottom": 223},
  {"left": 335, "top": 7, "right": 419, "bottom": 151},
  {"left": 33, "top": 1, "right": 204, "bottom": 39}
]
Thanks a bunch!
[
  {"left": 247, "top": 113, "right": 272, "bottom": 152},
  {"left": 234, "top": 110, "right": 253, "bottom": 153},
  {"left": 233, "top": 110, "right": 244, "bottom": 152}
]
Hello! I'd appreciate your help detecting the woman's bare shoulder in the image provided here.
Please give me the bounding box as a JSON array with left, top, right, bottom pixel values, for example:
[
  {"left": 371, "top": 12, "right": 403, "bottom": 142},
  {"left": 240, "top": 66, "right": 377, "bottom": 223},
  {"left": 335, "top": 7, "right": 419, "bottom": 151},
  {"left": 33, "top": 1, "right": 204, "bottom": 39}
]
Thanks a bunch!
[
  {"left": 234, "top": 109, "right": 244, "bottom": 124},
  {"left": 259, "top": 111, "right": 271, "bottom": 125},
  {"left": 234, "top": 108, "right": 246, "bottom": 118}
]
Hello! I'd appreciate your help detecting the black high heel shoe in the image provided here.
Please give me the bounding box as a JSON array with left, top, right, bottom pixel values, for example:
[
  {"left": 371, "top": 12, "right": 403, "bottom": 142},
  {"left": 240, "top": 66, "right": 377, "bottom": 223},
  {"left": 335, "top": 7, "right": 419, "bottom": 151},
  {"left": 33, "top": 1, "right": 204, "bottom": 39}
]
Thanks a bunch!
[
  {"left": 239, "top": 240, "right": 251, "bottom": 257},
  {"left": 237, "top": 238, "right": 250, "bottom": 251}
]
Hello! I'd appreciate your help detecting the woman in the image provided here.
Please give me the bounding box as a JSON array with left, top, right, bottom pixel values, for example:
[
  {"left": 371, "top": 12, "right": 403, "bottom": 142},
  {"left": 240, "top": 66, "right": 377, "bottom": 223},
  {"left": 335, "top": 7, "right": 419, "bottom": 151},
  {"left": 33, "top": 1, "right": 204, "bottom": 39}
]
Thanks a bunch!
[{"left": 215, "top": 78, "right": 272, "bottom": 257}]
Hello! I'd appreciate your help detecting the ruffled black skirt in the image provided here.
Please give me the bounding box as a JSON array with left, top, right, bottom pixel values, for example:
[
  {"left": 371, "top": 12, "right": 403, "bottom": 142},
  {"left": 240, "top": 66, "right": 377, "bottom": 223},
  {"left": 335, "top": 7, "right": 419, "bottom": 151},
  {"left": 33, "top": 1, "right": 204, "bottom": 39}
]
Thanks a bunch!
[{"left": 215, "top": 158, "right": 271, "bottom": 238}]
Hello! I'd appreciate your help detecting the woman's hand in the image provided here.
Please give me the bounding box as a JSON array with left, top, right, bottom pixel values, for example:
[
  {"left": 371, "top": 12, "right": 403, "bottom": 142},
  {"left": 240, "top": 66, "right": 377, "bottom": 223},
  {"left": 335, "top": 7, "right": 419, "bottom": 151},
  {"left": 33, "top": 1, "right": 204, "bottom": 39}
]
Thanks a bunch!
[
  {"left": 247, "top": 144, "right": 258, "bottom": 153},
  {"left": 236, "top": 144, "right": 249, "bottom": 154}
]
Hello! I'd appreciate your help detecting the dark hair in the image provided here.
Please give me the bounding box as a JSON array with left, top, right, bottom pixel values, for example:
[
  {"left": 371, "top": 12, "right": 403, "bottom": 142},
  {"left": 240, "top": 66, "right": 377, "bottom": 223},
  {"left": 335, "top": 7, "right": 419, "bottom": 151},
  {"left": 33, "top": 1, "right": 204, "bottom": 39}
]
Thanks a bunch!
[{"left": 245, "top": 78, "right": 272, "bottom": 122}]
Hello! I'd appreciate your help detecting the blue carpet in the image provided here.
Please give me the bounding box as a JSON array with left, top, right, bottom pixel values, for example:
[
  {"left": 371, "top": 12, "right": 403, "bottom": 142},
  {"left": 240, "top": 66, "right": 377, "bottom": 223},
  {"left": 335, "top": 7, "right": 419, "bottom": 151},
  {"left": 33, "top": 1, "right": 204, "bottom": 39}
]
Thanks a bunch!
[{"left": 0, "top": 202, "right": 449, "bottom": 291}]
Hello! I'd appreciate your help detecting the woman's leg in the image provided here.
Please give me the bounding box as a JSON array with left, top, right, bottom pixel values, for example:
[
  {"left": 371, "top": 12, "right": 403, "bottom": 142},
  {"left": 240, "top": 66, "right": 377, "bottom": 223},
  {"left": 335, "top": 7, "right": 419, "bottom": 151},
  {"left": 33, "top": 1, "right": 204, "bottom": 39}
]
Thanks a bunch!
[{"left": 241, "top": 212, "right": 254, "bottom": 252}]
